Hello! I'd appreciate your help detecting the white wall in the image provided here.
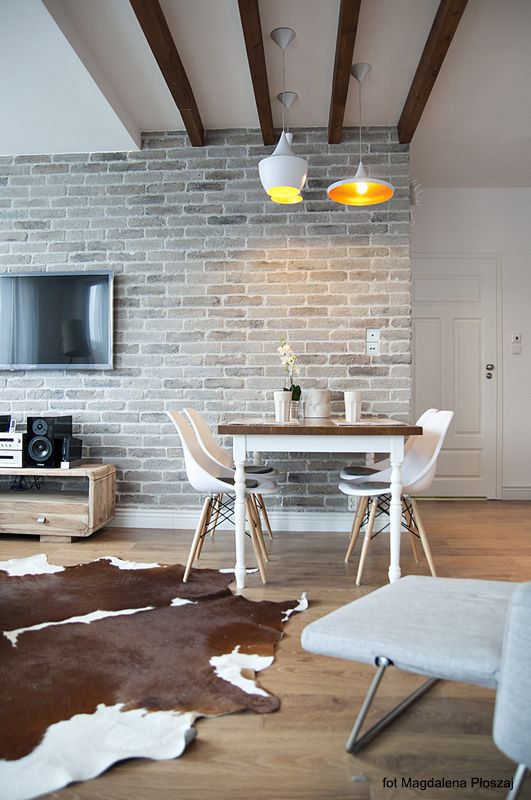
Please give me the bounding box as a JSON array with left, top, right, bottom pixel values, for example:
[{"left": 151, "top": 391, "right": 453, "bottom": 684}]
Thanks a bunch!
[{"left": 412, "top": 189, "right": 531, "bottom": 498}]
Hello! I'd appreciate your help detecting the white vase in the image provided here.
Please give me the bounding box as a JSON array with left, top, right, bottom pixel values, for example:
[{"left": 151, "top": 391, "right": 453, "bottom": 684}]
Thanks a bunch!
[{"left": 305, "top": 389, "right": 331, "bottom": 418}]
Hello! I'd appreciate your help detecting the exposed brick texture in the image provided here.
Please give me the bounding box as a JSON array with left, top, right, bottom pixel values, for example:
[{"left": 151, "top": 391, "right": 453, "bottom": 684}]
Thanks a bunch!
[{"left": 0, "top": 128, "right": 410, "bottom": 511}]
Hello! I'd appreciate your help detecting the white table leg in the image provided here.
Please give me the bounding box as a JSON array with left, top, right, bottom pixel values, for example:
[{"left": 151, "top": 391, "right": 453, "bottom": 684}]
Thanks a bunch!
[
  {"left": 233, "top": 435, "right": 247, "bottom": 592},
  {"left": 389, "top": 437, "right": 404, "bottom": 583}
]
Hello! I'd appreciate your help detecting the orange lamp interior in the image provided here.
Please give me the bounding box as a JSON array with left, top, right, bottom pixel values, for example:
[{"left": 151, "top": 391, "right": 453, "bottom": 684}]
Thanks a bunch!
[{"left": 327, "top": 180, "right": 394, "bottom": 206}]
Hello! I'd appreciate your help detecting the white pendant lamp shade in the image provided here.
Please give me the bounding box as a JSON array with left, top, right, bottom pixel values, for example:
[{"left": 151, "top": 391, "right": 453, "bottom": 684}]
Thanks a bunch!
[
  {"left": 327, "top": 63, "right": 395, "bottom": 207},
  {"left": 259, "top": 132, "right": 307, "bottom": 204}
]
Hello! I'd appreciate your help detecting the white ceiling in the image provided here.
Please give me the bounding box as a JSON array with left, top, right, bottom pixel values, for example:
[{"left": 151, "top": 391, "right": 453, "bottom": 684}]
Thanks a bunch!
[{"left": 0, "top": 0, "right": 529, "bottom": 187}]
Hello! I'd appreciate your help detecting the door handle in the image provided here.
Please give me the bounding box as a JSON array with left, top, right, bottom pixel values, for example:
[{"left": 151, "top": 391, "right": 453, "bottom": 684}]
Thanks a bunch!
[
  {"left": 486, "top": 373, "right": 493, "bottom": 379},
  {"left": 485, "top": 363, "right": 494, "bottom": 371}
]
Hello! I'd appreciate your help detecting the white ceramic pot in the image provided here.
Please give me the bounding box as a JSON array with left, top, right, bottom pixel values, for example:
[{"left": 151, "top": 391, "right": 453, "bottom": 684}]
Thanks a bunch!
[
  {"left": 274, "top": 390, "right": 292, "bottom": 423},
  {"left": 304, "top": 389, "right": 331, "bottom": 418},
  {"left": 344, "top": 390, "right": 361, "bottom": 422}
]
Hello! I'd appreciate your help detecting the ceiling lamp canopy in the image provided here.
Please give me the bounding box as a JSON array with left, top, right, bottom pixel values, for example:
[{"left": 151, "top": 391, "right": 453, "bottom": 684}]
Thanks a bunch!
[
  {"left": 327, "top": 63, "right": 395, "bottom": 207},
  {"left": 258, "top": 28, "right": 307, "bottom": 205}
]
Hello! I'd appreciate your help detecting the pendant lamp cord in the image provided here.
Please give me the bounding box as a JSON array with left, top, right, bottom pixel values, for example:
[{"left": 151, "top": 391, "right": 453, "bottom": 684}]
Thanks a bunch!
[
  {"left": 358, "top": 77, "right": 362, "bottom": 164},
  {"left": 282, "top": 47, "right": 287, "bottom": 132}
]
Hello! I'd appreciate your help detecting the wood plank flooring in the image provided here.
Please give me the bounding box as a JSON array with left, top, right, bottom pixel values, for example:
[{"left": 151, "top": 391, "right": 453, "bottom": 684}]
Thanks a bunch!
[{"left": 1, "top": 499, "right": 530, "bottom": 800}]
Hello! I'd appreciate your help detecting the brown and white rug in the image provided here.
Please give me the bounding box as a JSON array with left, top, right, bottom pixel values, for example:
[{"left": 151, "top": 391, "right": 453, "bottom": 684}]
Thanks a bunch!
[{"left": 0, "top": 554, "right": 307, "bottom": 800}]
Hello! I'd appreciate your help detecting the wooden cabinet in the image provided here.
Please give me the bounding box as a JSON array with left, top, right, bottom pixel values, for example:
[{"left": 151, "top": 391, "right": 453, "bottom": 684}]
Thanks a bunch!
[{"left": 0, "top": 463, "right": 116, "bottom": 542}]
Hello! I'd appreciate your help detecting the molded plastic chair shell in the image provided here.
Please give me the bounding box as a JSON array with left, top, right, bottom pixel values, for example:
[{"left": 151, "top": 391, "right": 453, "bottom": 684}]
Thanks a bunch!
[
  {"left": 167, "top": 411, "right": 277, "bottom": 496},
  {"left": 184, "top": 408, "right": 277, "bottom": 478},
  {"left": 339, "top": 408, "right": 439, "bottom": 482},
  {"left": 183, "top": 408, "right": 233, "bottom": 470},
  {"left": 339, "top": 410, "right": 454, "bottom": 497}
]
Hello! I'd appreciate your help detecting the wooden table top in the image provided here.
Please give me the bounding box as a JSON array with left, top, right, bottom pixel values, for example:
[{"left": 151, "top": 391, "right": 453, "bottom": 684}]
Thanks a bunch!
[{"left": 218, "top": 417, "right": 422, "bottom": 437}]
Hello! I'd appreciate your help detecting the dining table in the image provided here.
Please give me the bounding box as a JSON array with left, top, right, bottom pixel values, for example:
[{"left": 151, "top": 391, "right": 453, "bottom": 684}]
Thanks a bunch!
[{"left": 217, "top": 417, "right": 423, "bottom": 590}]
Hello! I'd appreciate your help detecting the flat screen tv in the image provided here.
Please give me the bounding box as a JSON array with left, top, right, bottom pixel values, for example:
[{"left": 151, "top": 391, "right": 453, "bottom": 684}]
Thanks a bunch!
[{"left": 0, "top": 271, "right": 113, "bottom": 370}]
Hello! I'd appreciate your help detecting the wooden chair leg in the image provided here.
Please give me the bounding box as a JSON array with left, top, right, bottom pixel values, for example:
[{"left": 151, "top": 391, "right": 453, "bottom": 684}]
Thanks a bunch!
[
  {"left": 345, "top": 496, "right": 368, "bottom": 563},
  {"left": 403, "top": 499, "right": 420, "bottom": 562},
  {"left": 250, "top": 495, "right": 268, "bottom": 561},
  {"left": 256, "top": 494, "right": 274, "bottom": 539},
  {"left": 196, "top": 497, "right": 214, "bottom": 560},
  {"left": 183, "top": 497, "right": 211, "bottom": 582},
  {"left": 246, "top": 499, "right": 267, "bottom": 584},
  {"left": 356, "top": 498, "right": 378, "bottom": 586},
  {"left": 210, "top": 493, "right": 223, "bottom": 538},
  {"left": 410, "top": 497, "right": 437, "bottom": 577}
]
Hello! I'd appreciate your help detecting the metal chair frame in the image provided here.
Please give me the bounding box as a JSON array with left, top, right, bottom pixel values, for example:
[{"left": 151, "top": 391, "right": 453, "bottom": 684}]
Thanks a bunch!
[{"left": 346, "top": 658, "right": 527, "bottom": 800}]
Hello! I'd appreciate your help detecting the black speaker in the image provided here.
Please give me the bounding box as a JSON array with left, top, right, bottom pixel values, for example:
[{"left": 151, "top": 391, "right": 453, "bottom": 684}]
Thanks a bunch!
[
  {"left": 25, "top": 416, "right": 73, "bottom": 467},
  {"left": 0, "top": 415, "right": 11, "bottom": 433},
  {"left": 60, "top": 436, "right": 83, "bottom": 468}
]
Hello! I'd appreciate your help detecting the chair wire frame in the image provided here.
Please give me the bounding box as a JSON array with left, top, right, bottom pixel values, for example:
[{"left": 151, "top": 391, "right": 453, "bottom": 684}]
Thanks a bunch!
[
  {"left": 200, "top": 494, "right": 254, "bottom": 541},
  {"left": 356, "top": 494, "right": 421, "bottom": 541}
]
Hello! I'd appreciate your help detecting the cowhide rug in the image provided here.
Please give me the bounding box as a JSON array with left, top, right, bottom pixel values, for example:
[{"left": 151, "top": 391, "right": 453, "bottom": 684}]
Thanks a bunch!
[{"left": 0, "top": 554, "right": 307, "bottom": 800}]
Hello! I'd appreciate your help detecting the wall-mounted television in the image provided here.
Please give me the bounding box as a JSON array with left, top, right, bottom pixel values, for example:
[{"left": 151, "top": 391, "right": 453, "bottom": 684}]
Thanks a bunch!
[{"left": 0, "top": 271, "right": 113, "bottom": 370}]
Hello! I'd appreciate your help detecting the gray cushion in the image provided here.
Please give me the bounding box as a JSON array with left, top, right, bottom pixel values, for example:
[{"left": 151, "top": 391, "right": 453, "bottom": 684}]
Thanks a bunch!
[
  {"left": 493, "top": 582, "right": 531, "bottom": 766},
  {"left": 244, "top": 465, "right": 274, "bottom": 475},
  {"left": 219, "top": 476, "right": 259, "bottom": 489},
  {"left": 341, "top": 466, "right": 380, "bottom": 478},
  {"left": 301, "top": 576, "right": 518, "bottom": 688}
]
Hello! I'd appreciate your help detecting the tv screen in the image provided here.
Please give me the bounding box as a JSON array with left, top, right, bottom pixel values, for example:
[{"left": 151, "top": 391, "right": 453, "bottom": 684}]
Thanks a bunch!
[{"left": 0, "top": 271, "right": 113, "bottom": 370}]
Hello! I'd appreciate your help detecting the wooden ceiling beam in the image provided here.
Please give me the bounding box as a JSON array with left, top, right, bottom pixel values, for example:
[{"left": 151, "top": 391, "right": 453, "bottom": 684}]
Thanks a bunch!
[
  {"left": 328, "top": 0, "right": 362, "bottom": 145},
  {"left": 129, "top": 0, "right": 204, "bottom": 146},
  {"left": 397, "top": 0, "right": 468, "bottom": 144},
  {"left": 237, "top": 0, "right": 275, "bottom": 146}
]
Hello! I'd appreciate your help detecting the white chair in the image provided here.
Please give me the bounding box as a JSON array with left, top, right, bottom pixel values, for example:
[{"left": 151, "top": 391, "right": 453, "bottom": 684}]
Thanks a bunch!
[
  {"left": 167, "top": 411, "right": 278, "bottom": 584},
  {"left": 339, "top": 408, "right": 438, "bottom": 481},
  {"left": 340, "top": 410, "right": 454, "bottom": 585},
  {"left": 184, "top": 408, "right": 276, "bottom": 540}
]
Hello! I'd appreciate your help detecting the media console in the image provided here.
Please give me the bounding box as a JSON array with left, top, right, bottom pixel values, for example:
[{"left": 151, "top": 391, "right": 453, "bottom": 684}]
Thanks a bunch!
[{"left": 0, "top": 463, "right": 116, "bottom": 542}]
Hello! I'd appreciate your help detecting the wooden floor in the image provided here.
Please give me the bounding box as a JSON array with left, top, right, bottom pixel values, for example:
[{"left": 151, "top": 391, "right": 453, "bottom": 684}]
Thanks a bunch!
[{"left": 2, "top": 500, "right": 531, "bottom": 800}]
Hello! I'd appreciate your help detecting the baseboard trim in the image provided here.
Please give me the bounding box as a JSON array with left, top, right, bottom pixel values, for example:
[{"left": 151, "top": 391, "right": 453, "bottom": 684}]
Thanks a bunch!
[
  {"left": 110, "top": 506, "right": 354, "bottom": 533},
  {"left": 501, "top": 487, "right": 531, "bottom": 500}
]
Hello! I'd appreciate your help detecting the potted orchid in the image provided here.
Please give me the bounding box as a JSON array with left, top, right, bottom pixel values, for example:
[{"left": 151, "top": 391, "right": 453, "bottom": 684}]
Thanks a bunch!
[{"left": 277, "top": 339, "right": 301, "bottom": 401}]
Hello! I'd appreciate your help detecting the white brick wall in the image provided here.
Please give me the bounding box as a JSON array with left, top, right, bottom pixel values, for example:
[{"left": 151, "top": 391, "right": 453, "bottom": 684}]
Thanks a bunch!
[{"left": 0, "top": 127, "right": 410, "bottom": 511}]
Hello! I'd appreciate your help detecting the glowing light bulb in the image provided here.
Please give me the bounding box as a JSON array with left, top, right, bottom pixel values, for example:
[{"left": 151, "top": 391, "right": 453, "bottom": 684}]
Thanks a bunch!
[{"left": 356, "top": 181, "right": 368, "bottom": 194}]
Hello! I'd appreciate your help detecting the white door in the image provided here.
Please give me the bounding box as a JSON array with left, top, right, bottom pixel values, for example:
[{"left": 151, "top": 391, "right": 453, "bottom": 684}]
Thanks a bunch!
[{"left": 411, "top": 255, "right": 499, "bottom": 498}]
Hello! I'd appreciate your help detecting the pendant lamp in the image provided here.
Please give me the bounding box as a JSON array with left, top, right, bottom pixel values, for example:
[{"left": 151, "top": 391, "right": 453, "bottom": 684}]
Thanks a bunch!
[
  {"left": 258, "top": 28, "right": 307, "bottom": 205},
  {"left": 327, "top": 63, "right": 394, "bottom": 206}
]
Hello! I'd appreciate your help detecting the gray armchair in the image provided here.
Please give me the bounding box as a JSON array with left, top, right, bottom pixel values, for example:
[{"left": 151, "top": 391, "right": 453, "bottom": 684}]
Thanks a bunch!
[
  {"left": 301, "top": 576, "right": 531, "bottom": 799},
  {"left": 493, "top": 582, "right": 531, "bottom": 798}
]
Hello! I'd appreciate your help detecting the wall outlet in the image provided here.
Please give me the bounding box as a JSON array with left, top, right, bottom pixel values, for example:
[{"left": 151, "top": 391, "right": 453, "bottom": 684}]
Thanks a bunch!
[
  {"left": 366, "top": 328, "right": 380, "bottom": 342},
  {"left": 366, "top": 341, "right": 380, "bottom": 356},
  {"left": 347, "top": 496, "right": 357, "bottom": 512}
]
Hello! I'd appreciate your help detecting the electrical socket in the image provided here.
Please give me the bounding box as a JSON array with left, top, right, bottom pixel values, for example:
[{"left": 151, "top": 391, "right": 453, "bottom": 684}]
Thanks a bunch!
[
  {"left": 347, "top": 496, "right": 357, "bottom": 512},
  {"left": 366, "top": 341, "right": 380, "bottom": 356},
  {"left": 366, "top": 328, "right": 380, "bottom": 342}
]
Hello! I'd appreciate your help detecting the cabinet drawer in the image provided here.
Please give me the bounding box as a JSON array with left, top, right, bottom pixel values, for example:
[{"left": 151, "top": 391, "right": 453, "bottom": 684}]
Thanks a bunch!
[{"left": 0, "top": 495, "right": 89, "bottom": 536}]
